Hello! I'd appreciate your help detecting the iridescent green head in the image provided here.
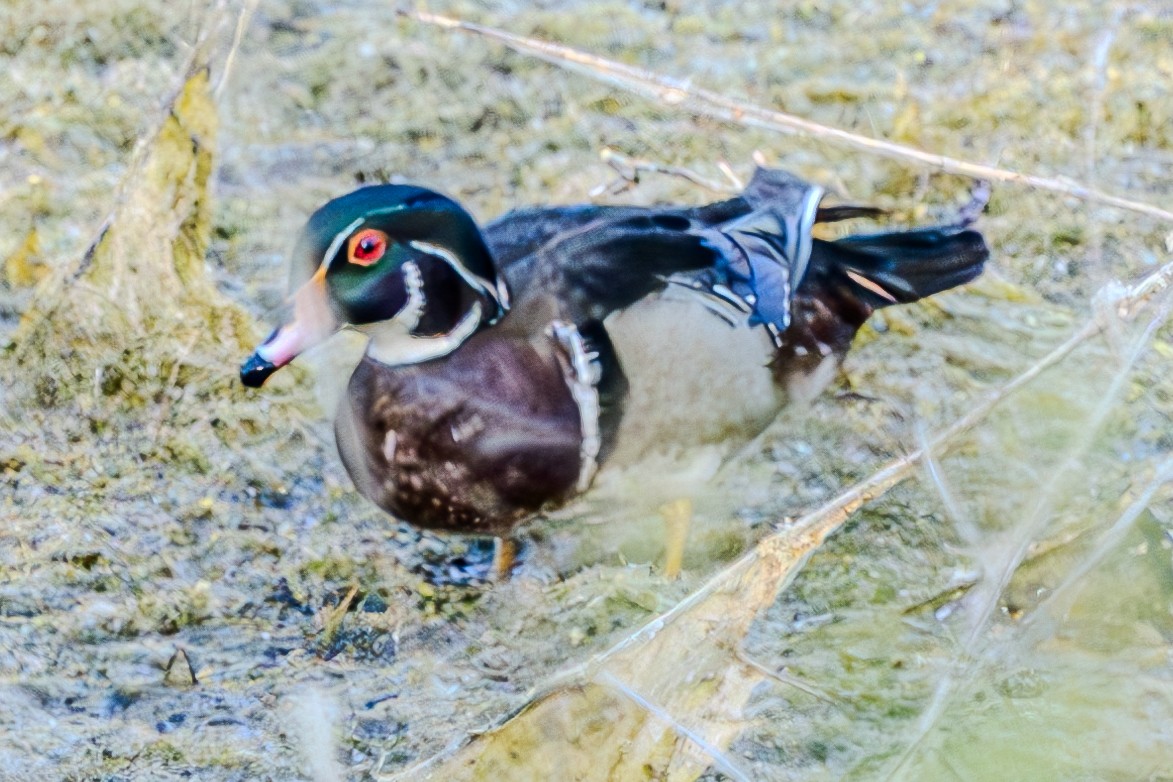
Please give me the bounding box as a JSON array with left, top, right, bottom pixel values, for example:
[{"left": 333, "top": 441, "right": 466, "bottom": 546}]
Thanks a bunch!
[{"left": 241, "top": 185, "right": 508, "bottom": 387}]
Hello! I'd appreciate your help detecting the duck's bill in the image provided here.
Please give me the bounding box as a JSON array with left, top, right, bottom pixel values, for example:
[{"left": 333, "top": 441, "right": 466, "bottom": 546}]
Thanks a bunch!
[
  {"left": 240, "top": 267, "right": 337, "bottom": 388},
  {"left": 240, "top": 323, "right": 318, "bottom": 387},
  {"left": 240, "top": 339, "right": 281, "bottom": 388}
]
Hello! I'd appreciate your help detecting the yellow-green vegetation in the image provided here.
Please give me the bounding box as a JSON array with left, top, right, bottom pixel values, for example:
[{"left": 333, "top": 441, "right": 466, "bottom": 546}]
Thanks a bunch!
[{"left": 1, "top": 1, "right": 1171, "bottom": 780}]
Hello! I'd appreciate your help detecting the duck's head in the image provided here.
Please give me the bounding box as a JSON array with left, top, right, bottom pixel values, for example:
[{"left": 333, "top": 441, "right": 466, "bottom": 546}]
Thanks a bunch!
[{"left": 240, "top": 185, "right": 508, "bottom": 388}]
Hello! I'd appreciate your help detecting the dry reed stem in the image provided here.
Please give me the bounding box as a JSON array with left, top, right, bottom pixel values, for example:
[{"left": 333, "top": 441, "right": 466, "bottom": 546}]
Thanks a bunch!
[
  {"left": 215, "top": 0, "right": 259, "bottom": 99},
  {"left": 405, "top": 9, "right": 1173, "bottom": 224}
]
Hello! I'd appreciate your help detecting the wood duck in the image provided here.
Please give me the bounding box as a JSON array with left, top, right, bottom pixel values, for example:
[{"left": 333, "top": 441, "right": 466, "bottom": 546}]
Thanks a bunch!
[{"left": 240, "top": 167, "right": 988, "bottom": 577}]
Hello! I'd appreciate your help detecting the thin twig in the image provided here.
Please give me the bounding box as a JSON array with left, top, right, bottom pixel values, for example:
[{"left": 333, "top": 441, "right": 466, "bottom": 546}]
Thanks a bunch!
[
  {"left": 734, "top": 648, "right": 838, "bottom": 704},
  {"left": 404, "top": 9, "right": 1173, "bottom": 224},
  {"left": 215, "top": 0, "right": 259, "bottom": 99},
  {"left": 915, "top": 417, "right": 978, "bottom": 546},
  {"left": 593, "top": 147, "right": 739, "bottom": 195},
  {"left": 1080, "top": 10, "right": 1125, "bottom": 288},
  {"left": 1083, "top": 9, "right": 1125, "bottom": 185},
  {"left": 716, "top": 160, "right": 744, "bottom": 190},
  {"left": 1027, "top": 456, "right": 1173, "bottom": 630}
]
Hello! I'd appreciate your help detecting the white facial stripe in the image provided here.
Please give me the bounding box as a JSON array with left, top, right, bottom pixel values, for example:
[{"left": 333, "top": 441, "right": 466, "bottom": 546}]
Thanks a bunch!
[
  {"left": 409, "top": 240, "right": 503, "bottom": 309},
  {"left": 399, "top": 260, "right": 425, "bottom": 329},
  {"left": 321, "top": 217, "right": 366, "bottom": 270}
]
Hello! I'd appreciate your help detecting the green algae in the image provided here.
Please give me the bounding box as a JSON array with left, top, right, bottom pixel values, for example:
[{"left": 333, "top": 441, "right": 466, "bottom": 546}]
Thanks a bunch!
[{"left": 1, "top": 0, "right": 1171, "bottom": 780}]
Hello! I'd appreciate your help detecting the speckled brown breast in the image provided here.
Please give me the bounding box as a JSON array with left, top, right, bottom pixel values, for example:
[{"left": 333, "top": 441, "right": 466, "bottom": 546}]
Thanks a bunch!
[{"left": 333, "top": 330, "right": 585, "bottom": 535}]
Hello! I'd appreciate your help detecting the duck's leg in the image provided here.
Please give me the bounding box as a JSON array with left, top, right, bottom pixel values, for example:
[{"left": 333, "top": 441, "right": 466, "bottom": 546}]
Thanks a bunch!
[
  {"left": 659, "top": 498, "right": 693, "bottom": 579},
  {"left": 491, "top": 536, "right": 518, "bottom": 582}
]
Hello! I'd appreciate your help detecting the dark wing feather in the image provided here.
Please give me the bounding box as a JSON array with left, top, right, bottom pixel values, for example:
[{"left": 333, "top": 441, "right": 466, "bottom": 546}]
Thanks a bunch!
[
  {"left": 486, "top": 204, "right": 647, "bottom": 271},
  {"left": 488, "top": 210, "right": 726, "bottom": 324},
  {"left": 810, "top": 227, "right": 988, "bottom": 309},
  {"left": 675, "top": 170, "right": 827, "bottom": 336},
  {"left": 485, "top": 197, "right": 751, "bottom": 271}
]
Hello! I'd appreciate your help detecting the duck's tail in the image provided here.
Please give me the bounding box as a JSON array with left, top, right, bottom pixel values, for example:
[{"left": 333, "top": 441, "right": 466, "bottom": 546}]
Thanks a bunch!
[{"left": 812, "top": 226, "right": 989, "bottom": 310}]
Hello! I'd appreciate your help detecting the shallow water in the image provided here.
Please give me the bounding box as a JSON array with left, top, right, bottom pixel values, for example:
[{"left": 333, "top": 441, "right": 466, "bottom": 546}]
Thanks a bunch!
[{"left": 1, "top": 0, "right": 1171, "bottom": 779}]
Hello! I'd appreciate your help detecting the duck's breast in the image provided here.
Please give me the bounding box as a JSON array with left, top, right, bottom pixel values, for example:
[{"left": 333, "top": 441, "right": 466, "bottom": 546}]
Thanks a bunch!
[{"left": 335, "top": 337, "right": 585, "bottom": 534}]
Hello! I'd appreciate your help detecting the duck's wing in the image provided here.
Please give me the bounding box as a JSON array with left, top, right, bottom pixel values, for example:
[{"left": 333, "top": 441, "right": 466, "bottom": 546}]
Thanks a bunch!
[
  {"left": 483, "top": 167, "right": 982, "bottom": 338},
  {"left": 483, "top": 170, "right": 827, "bottom": 327},
  {"left": 484, "top": 197, "right": 749, "bottom": 271},
  {"left": 488, "top": 170, "right": 827, "bottom": 335},
  {"left": 485, "top": 201, "right": 748, "bottom": 324}
]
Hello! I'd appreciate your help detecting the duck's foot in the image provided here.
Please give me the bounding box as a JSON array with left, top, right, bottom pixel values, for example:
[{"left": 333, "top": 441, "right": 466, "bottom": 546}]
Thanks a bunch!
[
  {"left": 491, "top": 537, "right": 518, "bottom": 582},
  {"left": 659, "top": 498, "right": 693, "bottom": 579}
]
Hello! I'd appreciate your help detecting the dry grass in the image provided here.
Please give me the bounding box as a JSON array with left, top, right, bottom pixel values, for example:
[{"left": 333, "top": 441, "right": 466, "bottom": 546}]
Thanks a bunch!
[{"left": 1, "top": 1, "right": 1171, "bottom": 780}]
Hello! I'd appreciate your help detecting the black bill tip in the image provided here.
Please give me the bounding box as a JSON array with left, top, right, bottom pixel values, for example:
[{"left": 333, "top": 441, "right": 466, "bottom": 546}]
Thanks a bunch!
[{"left": 240, "top": 352, "right": 279, "bottom": 388}]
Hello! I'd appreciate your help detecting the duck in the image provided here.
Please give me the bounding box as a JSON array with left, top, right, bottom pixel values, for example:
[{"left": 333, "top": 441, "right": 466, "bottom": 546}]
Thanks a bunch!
[{"left": 240, "top": 167, "right": 988, "bottom": 579}]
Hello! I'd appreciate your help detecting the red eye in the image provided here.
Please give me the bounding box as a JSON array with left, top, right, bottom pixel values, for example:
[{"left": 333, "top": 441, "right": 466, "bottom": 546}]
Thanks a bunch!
[{"left": 347, "top": 229, "right": 388, "bottom": 266}]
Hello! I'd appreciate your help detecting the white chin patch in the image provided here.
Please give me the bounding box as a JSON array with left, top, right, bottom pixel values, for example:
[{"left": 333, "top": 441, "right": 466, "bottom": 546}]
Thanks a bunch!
[{"left": 362, "top": 301, "right": 483, "bottom": 367}]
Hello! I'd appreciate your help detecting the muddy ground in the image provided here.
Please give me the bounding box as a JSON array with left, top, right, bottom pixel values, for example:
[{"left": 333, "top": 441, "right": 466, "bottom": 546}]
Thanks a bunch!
[{"left": 1, "top": 1, "right": 1171, "bottom": 780}]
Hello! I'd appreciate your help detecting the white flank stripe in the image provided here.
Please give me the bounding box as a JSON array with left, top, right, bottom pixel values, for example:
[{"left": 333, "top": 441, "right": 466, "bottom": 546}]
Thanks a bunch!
[{"left": 547, "top": 320, "right": 602, "bottom": 492}]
